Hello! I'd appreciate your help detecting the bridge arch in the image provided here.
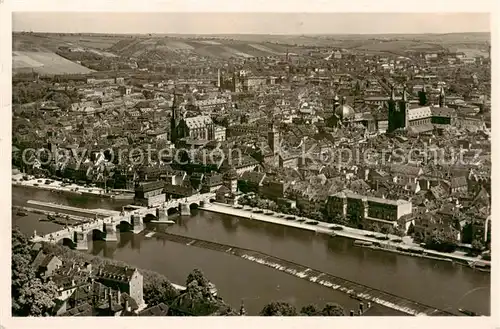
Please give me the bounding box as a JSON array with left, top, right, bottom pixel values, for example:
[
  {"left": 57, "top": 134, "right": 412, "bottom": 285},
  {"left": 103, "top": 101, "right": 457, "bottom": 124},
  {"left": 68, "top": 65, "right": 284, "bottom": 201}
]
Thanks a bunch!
[
  {"left": 143, "top": 213, "right": 157, "bottom": 223},
  {"left": 91, "top": 228, "right": 106, "bottom": 241},
  {"left": 61, "top": 237, "right": 75, "bottom": 248},
  {"left": 189, "top": 202, "right": 199, "bottom": 210},
  {"left": 117, "top": 220, "right": 133, "bottom": 232},
  {"left": 167, "top": 207, "right": 179, "bottom": 216}
]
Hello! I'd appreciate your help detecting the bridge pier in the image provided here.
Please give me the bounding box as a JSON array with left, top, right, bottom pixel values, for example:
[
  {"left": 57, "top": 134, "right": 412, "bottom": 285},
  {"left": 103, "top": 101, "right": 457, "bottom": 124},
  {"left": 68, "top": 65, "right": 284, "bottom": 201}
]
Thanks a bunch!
[
  {"left": 74, "top": 231, "right": 88, "bottom": 250},
  {"left": 152, "top": 207, "right": 173, "bottom": 223},
  {"left": 103, "top": 222, "right": 118, "bottom": 242},
  {"left": 179, "top": 203, "right": 191, "bottom": 216},
  {"left": 131, "top": 214, "right": 144, "bottom": 234}
]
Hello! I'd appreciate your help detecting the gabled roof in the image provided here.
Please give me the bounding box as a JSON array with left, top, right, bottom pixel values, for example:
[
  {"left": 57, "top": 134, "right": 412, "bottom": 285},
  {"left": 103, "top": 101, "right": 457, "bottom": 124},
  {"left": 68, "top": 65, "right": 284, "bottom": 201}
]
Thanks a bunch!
[
  {"left": 430, "top": 106, "right": 456, "bottom": 118},
  {"left": 31, "top": 250, "right": 46, "bottom": 269},
  {"left": 471, "top": 187, "right": 490, "bottom": 208},
  {"left": 240, "top": 171, "right": 266, "bottom": 185},
  {"left": 40, "top": 254, "right": 60, "bottom": 268},
  {"left": 96, "top": 264, "right": 137, "bottom": 283},
  {"left": 407, "top": 106, "right": 432, "bottom": 121},
  {"left": 184, "top": 115, "right": 213, "bottom": 129},
  {"left": 138, "top": 302, "right": 169, "bottom": 316},
  {"left": 450, "top": 176, "right": 468, "bottom": 188},
  {"left": 59, "top": 302, "right": 94, "bottom": 316},
  {"left": 389, "top": 164, "right": 422, "bottom": 177}
]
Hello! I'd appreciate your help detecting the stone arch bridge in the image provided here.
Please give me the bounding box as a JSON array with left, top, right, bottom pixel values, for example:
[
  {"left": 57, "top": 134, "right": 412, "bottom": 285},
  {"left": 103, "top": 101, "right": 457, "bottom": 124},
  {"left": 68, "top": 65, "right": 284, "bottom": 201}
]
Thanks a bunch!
[{"left": 31, "top": 193, "right": 215, "bottom": 250}]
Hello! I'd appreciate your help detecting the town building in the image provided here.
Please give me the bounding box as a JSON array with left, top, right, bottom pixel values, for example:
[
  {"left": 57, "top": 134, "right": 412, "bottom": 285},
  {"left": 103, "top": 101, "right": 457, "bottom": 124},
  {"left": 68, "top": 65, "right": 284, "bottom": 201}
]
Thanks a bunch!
[
  {"left": 134, "top": 181, "right": 166, "bottom": 207},
  {"left": 326, "top": 191, "right": 413, "bottom": 231},
  {"left": 95, "top": 264, "right": 145, "bottom": 309}
]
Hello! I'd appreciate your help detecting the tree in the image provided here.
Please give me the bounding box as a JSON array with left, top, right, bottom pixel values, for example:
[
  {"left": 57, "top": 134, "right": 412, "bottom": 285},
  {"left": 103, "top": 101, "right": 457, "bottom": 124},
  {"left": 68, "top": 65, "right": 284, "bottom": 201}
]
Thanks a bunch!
[
  {"left": 12, "top": 229, "right": 58, "bottom": 316},
  {"left": 171, "top": 269, "right": 235, "bottom": 316},
  {"left": 381, "top": 225, "right": 394, "bottom": 236},
  {"left": 143, "top": 277, "right": 180, "bottom": 307},
  {"left": 311, "top": 211, "right": 324, "bottom": 222},
  {"left": 395, "top": 226, "right": 406, "bottom": 237},
  {"left": 16, "top": 278, "right": 59, "bottom": 316},
  {"left": 424, "top": 229, "right": 458, "bottom": 253},
  {"left": 186, "top": 269, "right": 210, "bottom": 288},
  {"left": 260, "top": 301, "right": 298, "bottom": 316},
  {"left": 321, "top": 302, "right": 345, "bottom": 316},
  {"left": 300, "top": 304, "right": 321, "bottom": 316},
  {"left": 471, "top": 239, "right": 484, "bottom": 252},
  {"left": 461, "top": 223, "right": 473, "bottom": 244}
]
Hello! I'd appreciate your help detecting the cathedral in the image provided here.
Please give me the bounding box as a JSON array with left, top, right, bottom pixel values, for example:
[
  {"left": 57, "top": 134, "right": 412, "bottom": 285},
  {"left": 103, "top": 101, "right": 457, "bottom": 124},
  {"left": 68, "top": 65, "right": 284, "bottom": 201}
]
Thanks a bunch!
[
  {"left": 387, "top": 85, "right": 456, "bottom": 135},
  {"left": 170, "top": 94, "right": 215, "bottom": 143}
]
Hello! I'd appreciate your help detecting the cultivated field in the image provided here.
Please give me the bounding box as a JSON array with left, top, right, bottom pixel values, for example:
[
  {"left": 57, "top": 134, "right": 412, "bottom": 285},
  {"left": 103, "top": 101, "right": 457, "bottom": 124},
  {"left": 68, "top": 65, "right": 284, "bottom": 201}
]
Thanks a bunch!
[
  {"left": 13, "top": 51, "right": 95, "bottom": 75},
  {"left": 12, "top": 32, "right": 491, "bottom": 63}
]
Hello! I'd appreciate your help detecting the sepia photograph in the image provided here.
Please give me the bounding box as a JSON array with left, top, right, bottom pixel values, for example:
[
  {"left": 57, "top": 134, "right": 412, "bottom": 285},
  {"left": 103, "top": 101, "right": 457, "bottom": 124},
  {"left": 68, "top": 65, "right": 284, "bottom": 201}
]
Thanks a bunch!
[{"left": 4, "top": 4, "right": 494, "bottom": 323}]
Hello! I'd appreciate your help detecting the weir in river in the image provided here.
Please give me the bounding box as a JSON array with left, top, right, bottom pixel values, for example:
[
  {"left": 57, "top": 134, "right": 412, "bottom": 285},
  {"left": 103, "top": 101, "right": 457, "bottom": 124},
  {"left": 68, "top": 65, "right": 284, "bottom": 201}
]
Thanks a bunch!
[{"left": 153, "top": 231, "right": 456, "bottom": 316}]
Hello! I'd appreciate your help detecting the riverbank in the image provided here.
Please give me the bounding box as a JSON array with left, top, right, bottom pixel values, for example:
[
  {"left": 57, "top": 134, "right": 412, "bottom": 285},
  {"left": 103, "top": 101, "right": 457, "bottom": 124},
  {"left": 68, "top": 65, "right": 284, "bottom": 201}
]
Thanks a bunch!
[
  {"left": 13, "top": 205, "right": 93, "bottom": 226},
  {"left": 200, "top": 203, "right": 490, "bottom": 269},
  {"left": 26, "top": 200, "right": 120, "bottom": 217},
  {"left": 12, "top": 174, "right": 134, "bottom": 200}
]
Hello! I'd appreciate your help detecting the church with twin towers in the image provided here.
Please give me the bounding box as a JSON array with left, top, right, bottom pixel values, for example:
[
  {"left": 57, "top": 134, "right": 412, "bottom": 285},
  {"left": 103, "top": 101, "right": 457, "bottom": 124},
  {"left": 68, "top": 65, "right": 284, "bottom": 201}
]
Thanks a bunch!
[{"left": 387, "top": 84, "right": 457, "bottom": 135}]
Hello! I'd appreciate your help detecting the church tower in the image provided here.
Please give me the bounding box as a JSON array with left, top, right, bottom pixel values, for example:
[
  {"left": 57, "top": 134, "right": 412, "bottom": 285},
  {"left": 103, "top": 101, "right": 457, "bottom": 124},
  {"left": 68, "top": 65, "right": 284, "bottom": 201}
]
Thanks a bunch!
[
  {"left": 217, "top": 68, "right": 221, "bottom": 90},
  {"left": 439, "top": 87, "right": 446, "bottom": 108},
  {"left": 170, "top": 92, "right": 181, "bottom": 143},
  {"left": 399, "top": 86, "right": 409, "bottom": 129},
  {"left": 333, "top": 95, "right": 340, "bottom": 112},
  {"left": 387, "top": 85, "right": 398, "bottom": 133},
  {"left": 418, "top": 85, "right": 428, "bottom": 106},
  {"left": 268, "top": 121, "right": 280, "bottom": 156}
]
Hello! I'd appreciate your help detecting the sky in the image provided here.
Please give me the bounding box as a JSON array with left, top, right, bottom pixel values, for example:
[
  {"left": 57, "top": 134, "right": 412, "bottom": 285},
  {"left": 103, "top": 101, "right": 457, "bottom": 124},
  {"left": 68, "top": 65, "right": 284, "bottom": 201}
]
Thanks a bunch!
[{"left": 12, "top": 12, "right": 490, "bottom": 35}]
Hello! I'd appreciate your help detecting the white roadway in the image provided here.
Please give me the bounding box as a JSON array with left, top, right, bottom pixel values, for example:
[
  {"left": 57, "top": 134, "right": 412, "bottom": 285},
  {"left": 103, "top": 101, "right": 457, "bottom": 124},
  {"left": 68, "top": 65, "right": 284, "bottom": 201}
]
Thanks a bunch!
[{"left": 32, "top": 193, "right": 215, "bottom": 242}]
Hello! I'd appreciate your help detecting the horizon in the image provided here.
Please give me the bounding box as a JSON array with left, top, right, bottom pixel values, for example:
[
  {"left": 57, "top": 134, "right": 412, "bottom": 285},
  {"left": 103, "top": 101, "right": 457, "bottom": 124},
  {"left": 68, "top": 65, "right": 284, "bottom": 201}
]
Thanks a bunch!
[
  {"left": 12, "top": 31, "right": 491, "bottom": 36},
  {"left": 12, "top": 12, "right": 491, "bottom": 35}
]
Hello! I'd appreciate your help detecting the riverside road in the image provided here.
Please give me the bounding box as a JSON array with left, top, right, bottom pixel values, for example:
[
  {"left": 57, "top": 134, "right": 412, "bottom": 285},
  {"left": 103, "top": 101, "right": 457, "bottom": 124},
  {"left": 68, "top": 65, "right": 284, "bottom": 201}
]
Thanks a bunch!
[{"left": 12, "top": 185, "right": 490, "bottom": 316}]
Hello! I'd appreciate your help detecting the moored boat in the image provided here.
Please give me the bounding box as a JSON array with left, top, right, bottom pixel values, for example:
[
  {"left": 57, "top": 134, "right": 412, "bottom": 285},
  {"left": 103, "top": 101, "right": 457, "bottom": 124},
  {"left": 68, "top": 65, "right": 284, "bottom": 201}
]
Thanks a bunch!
[{"left": 354, "top": 240, "right": 373, "bottom": 247}]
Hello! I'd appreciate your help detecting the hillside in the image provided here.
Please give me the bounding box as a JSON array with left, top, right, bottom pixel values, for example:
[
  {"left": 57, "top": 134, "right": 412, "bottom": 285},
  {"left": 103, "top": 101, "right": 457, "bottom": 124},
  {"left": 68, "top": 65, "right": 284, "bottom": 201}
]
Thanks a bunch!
[{"left": 12, "top": 32, "right": 490, "bottom": 75}]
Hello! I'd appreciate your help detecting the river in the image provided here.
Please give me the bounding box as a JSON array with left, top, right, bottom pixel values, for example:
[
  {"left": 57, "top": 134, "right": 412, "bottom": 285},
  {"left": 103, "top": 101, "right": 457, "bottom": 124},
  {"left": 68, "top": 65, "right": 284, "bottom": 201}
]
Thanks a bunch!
[{"left": 12, "top": 186, "right": 490, "bottom": 316}]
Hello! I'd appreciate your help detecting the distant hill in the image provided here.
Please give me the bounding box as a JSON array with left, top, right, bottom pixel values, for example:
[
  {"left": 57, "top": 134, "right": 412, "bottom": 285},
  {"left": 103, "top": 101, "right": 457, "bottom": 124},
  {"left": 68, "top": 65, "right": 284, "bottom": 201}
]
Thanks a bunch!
[{"left": 12, "top": 31, "right": 490, "bottom": 71}]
